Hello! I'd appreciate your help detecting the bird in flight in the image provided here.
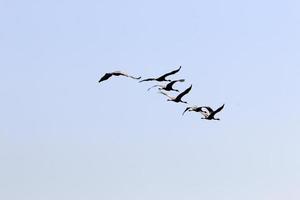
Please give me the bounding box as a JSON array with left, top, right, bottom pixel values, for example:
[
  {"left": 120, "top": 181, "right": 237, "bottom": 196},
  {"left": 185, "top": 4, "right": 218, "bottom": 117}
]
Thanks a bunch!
[
  {"left": 159, "top": 84, "right": 192, "bottom": 104},
  {"left": 147, "top": 79, "right": 185, "bottom": 92},
  {"left": 139, "top": 66, "right": 181, "bottom": 83},
  {"left": 98, "top": 71, "right": 141, "bottom": 83},
  {"left": 183, "top": 104, "right": 225, "bottom": 120}
]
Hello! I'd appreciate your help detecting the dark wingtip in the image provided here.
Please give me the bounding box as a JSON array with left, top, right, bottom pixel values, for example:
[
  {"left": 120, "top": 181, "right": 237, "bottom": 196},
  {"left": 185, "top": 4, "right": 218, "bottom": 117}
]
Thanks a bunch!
[
  {"left": 182, "top": 111, "right": 186, "bottom": 116},
  {"left": 182, "top": 107, "right": 189, "bottom": 116}
]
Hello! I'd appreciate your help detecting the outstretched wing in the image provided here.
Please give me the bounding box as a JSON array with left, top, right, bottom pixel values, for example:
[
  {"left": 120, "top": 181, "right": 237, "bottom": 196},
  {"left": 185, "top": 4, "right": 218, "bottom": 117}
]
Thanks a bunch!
[
  {"left": 98, "top": 73, "right": 112, "bottom": 83},
  {"left": 213, "top": 104, "right": 225, "bottom": 115},
  {"left": 176, "top": 84, "right": 192, "bottom": 100},
  {"left": 158, "top": 66, "right": 182, "bottom": 79},
  {"left": 182, "top": 107, "right": 191, "bottom": 116}
]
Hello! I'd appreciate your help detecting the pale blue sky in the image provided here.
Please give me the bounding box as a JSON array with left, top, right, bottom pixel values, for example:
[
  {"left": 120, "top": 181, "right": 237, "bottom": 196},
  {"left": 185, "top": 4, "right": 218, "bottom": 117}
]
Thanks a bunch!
[{"left": 1, "top": 0, "right": 300, "bottom": 199}]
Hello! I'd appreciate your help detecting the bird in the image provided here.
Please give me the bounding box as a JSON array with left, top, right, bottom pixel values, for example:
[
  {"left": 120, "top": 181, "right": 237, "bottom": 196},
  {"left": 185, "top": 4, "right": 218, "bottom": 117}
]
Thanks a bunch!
[
  {"left": 98, "top": 71, "right": 141, "bottom": 83},
  {"left": 183, "top": 104, "right": 225, "bottom": 120},
  {"left": 147, "top": 79, "right": 185, "bottom": 92},
  {"left": 139, "top": 66, "right": 181, "bottom": 83},
  {"left": 159, "top": 85, "right": 192, "bottom": 104}
]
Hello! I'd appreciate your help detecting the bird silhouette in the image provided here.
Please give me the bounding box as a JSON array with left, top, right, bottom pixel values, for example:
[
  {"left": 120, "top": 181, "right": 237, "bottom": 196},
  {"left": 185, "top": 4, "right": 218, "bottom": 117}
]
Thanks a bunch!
[
  {"left": 147, "top": 79, "right": 185, "bottom": 92},
  {"left": 159, "top": 84, "right": 192, "bottom": 104},
  {"left": 98, "top": 71, "right": 141, "bottom": 83},
  {"left": 139, "top": 66, "right": 181, "bottom": 83},
  {"left": 183, "top": 104, "right": 225, "bottom": 120}
]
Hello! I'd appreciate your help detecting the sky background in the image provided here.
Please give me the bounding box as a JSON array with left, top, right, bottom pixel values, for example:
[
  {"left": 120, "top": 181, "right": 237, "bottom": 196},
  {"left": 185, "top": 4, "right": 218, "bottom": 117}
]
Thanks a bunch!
[{"left": 1, "top": 0, "right": 300, "bottom": 199}]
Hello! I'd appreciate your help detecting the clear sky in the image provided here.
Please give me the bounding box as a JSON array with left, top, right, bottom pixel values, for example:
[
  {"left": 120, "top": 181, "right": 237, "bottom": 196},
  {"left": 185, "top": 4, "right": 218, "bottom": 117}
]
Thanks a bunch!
[{"left": 1, "top": 0, "right": 300, "bottom": 199}]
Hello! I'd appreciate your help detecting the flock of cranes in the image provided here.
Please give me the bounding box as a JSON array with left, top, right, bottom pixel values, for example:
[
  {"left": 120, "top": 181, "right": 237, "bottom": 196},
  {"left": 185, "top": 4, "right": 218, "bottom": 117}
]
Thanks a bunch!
[{"left": 98, "top": 66, "right": 225, "bottom": 120}]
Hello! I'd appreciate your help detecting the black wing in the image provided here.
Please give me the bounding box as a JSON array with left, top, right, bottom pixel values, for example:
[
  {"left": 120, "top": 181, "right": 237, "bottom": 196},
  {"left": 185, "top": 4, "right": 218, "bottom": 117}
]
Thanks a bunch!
[
  {"left": 99, "top": 73, "right": 112, "bottom": 83},
  {"left": 158, "top": 66, "right": 181, "bottom": 79},
  {"left": 176, "top": 84, "right": 192, "bottom": 100},
  {"left": 182, "top": 107, "right": 191, "bottom": 116},
  {"left": 213, "top": 104, "right": 225, "bottom": 115}
]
